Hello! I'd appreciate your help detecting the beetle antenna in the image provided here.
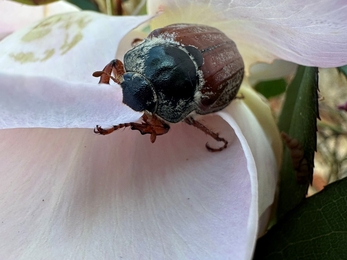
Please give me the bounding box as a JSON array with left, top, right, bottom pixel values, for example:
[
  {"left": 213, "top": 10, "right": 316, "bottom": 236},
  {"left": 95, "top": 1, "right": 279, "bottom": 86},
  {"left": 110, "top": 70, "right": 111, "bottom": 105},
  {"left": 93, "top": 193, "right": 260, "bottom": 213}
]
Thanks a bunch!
[
  {"left": 92, "top": 59, "right": 125, "bottom": 85},
  {"left": 184, "top": 117, "right": 228, "bottom": 152},
  {"left": 92, "top": 71, "right": 119, "bottom": 84}
]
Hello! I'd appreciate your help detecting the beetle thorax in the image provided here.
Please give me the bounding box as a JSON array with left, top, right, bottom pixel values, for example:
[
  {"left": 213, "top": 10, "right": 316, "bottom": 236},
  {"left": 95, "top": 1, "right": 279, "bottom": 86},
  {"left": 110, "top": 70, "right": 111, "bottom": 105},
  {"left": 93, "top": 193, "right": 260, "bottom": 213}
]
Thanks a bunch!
[{"left": 121, "top": 37, "right": 205, "bottom": 123}]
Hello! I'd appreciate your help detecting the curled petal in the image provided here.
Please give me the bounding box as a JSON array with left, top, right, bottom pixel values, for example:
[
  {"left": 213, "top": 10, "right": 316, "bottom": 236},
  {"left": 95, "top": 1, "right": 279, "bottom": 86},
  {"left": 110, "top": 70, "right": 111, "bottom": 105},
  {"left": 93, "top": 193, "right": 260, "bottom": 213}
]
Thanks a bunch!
[
  {"left": 248, "top": 60, "right": 297, "bottom": 86},
  {"left": 218, "top": 99, "right": 278, "bottom": 240},
  {"left": 239, "top": 85, "right": 282, "bottom": 169},
  {"left": 0, "top": 110, "right": 260, "bottom": 259},
  {"left": 0, "top": 73, "right": 141, "bottom": 128}
]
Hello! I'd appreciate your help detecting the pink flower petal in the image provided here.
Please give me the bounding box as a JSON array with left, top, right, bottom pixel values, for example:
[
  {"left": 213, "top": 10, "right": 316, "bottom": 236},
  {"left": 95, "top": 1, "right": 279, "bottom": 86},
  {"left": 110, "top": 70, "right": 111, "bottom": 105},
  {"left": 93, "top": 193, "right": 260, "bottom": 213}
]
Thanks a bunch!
[
  {"left": 217, "top": 101, "right": 278, "bottom": 259},
  {"left": 148, "top": 0, "right": 347, "bottom": 68},
  {"left": 0, "top": 110, "right": 261, "bottom": 259},
  {"left": 219, "top": 103, "right": 278, "bottom": 219}
]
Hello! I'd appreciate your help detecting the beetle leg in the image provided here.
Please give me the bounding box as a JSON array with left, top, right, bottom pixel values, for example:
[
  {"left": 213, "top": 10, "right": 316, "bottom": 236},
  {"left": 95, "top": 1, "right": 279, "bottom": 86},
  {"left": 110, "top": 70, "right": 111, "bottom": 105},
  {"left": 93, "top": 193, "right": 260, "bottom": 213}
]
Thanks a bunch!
[
  {"left": 94, "top": 113, "right": 170, "bottom": 143},
  {"left": 94, "top": 122, "right": 159, "bottom": 137},
  {"left": 92, "top": 59, "right": 125, "bottom": 84},
  {"left": 94, "top": 123, "right": 139, "bottom": 135},
  {"left": 139, "top": 113, "right": 170, "bottom": 143},
  {"left": 184, "top": 117, "right": 228, "bottom": 152}
]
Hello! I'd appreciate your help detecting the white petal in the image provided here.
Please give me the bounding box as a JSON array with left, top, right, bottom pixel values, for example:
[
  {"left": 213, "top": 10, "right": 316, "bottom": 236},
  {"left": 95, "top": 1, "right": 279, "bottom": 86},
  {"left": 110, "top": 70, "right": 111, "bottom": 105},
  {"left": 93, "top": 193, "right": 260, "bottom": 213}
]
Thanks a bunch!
[
  {"left": 0, "top": 13, "right": 151, "bottom": 129},
  {"left": 0, "top": 73, "right": 141, "bottom": 128},
  {"left": 0, "top": 12, "right": 152, "bottom": 83},
  {"left": 219, "top": 103, "right": 278, "bottom": 218},
  {"left": 248, "top": 60, "right": 297, "bottom": 86},
  {"left": 148, "top": 0, "right": 347, "bottom": 68},
  {"left": 217, "top": 100, "right": 278, "bottom": 259},
  {"left": 0, "top": 0, "right": 80, "bottom": 40},
  {"left": 0, "top": 112, "right": 255, "bottom": 259}
]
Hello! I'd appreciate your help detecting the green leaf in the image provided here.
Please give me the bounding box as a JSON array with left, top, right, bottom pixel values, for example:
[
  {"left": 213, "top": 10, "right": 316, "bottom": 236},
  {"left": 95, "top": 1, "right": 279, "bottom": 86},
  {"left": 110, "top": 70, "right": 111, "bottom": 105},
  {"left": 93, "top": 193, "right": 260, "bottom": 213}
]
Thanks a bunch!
[
  {"left": 277, "top": 66, "right": 319, "bottom": 219},
  {"left": 337, "top": 65, "right": 347, "bottom": 80},
  {"left": 10, "top": 0, "right": 58, "bottom": 5},
  {"left": 254, "top": 177, "right": 347, "bottom": 260},
  {"left": 254, "top": 78, "right": 286, "bottom": 98},
  {"left": 67, "top": 0, "right": 99, "bottom": 11}
]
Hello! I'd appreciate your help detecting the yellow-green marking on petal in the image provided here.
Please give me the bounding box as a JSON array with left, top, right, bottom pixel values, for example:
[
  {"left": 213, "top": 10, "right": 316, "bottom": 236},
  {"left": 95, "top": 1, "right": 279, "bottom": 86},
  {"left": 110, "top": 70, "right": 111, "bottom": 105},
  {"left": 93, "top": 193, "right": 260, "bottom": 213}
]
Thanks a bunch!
[
  {"left": 21, "top": 15, "right": 63, "bottom": 42},
  {"left": 21, "top": 27, "right": 51, "bottom": 42},
  {"left": 60, "top": 33, "right": 83, "bottom": 55},
  {"left": 9, "top": 12, "right": 92, "bottom": 64},
  {"left": 41, "top": 49, "right": 55, "bottom": 61},
  {"left": 10, "top": 49, "right": 56, "bottom": 63},
  {"left": 9, "top": 52, "right": 39, "bottom": 63}
]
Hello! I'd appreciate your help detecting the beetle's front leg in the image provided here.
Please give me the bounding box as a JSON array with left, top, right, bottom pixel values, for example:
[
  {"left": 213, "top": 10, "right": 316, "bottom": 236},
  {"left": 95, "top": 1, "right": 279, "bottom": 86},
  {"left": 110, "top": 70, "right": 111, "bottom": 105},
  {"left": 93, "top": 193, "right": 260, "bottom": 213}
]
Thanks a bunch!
[
  {"left": 94, "top": 122, "right": 139, "bottom": 135},
  {"left": 184, "top": 117, "right": 228, "bottom": 152},
  {"left": 92, "top": 59, "right": 125, "bottom": 84},
  {"left": 94, "top": 122, "right": 160, "bottom": 139},
  {"left": 94, "top": 113, "right": 170, "bottom": 143}
]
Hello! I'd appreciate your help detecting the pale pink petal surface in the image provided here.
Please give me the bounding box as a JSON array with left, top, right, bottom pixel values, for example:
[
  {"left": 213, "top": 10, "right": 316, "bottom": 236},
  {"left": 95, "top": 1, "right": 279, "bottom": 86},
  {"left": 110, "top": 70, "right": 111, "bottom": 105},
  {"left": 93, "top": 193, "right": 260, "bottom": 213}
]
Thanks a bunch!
[
  {"left": 148, "top": 0, "right": 347, "bottom": 69},
  {"left": 0, "top": 100, "right": 276, "bottom": 259},
  {"left": 0, "top": 0, "right": 80, "bottom": 39}
]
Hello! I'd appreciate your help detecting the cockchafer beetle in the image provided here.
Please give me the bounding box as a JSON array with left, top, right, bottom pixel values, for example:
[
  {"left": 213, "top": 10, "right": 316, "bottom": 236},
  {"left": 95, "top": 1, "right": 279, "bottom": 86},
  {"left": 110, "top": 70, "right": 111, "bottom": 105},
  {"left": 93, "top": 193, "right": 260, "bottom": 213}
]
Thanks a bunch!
[{"left": 93, "top": 23, "right": 244, "bottom": 152}]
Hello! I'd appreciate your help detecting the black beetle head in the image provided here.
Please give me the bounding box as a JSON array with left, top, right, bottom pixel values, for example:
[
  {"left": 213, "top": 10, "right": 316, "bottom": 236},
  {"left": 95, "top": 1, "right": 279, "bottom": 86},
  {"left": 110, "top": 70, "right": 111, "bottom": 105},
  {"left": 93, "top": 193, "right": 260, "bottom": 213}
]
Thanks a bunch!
[{"left": 121, "top": 72, "right": 157, "bottom": 113}]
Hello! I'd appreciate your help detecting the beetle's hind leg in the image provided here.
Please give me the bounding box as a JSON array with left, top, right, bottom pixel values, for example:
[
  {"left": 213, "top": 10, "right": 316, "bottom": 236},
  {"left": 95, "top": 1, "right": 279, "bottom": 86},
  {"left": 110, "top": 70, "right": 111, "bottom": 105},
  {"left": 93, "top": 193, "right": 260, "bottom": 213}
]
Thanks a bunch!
[{"left": 184, "top": 117, "right": 228, "bottom": 152}]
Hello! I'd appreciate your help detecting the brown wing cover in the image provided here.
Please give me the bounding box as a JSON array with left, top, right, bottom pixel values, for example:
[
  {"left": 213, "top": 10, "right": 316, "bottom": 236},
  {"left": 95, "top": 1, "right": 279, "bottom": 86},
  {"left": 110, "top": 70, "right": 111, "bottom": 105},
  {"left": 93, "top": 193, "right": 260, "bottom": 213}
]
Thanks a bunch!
[{"left": 148, "top": 24, "right": 244, "bottom": 114}]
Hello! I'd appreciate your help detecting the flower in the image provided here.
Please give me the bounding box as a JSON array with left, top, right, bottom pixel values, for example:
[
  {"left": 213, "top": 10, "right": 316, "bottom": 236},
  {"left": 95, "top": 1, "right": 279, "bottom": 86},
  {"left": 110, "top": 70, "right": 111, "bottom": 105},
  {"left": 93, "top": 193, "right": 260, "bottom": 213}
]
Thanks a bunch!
[{"left": 0, "top": 0, "right": 346, "bottom": 259}]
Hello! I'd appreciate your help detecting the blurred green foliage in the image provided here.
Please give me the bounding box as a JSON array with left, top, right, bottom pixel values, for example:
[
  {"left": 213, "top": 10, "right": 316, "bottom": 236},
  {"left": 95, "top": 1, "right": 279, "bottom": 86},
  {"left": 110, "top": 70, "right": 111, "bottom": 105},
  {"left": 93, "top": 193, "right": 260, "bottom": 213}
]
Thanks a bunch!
[
  {"left": 338, "top": 65, "right": 347, "bottom": 79},
  {"left": 67, "top": 0, "right": 99, "bottom": 11},
  {"left": 254, "top": 177, "right": 347, "bottom": 259},
  {"left": 254, "top": 78, "right": 286, "bottom": 98},
  {"left": 277, "top": 66, "right": 319, "bottom": 219},
  {"left": 11, "top": 0, "right": 58, "bottom": 5}
]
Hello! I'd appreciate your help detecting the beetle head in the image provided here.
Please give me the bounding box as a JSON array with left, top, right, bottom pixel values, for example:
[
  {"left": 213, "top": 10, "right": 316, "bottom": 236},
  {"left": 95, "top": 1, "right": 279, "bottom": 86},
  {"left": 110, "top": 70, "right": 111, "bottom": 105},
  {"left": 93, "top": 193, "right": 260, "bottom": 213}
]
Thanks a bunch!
[{"left": 121, "top": 72, "right": 157, "bottom": 113}]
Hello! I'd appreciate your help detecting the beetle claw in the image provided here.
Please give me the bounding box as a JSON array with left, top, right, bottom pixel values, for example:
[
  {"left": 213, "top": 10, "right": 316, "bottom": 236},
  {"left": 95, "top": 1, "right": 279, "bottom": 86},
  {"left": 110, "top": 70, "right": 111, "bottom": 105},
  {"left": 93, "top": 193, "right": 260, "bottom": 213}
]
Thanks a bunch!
[
  {"left": 94, "top": 125, "right": 111, "bottom": 135},
  {"left": 205, "top": 140, "right": 228, "bottom": 152},
  {"left": 184, "top": 117, "right": 228, "bottom": 152},
  {"left": 94, "top": 125, "right": 101, "bottom": 134}
]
